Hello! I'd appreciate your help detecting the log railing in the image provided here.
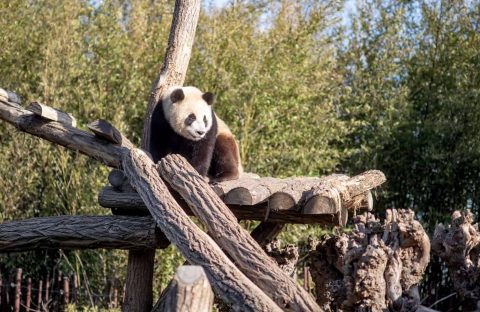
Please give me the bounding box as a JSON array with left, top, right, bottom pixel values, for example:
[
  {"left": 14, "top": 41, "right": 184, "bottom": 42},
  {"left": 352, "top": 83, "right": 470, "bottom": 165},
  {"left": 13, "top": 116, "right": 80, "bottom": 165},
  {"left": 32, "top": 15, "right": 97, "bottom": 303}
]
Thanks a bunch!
[{"left": 0, "top": 91, "right": 388, "bottom": 310}]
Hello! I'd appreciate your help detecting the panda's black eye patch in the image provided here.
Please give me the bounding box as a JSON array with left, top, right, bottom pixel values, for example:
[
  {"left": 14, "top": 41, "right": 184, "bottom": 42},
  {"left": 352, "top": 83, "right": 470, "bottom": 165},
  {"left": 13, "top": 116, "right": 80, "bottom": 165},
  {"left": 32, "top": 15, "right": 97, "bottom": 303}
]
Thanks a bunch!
[
  {"left": 185, "top": 113, "right": 196, "bottom": 126},
  {"left": 203, "top": 115, "right": 208, "bottom": 127}
]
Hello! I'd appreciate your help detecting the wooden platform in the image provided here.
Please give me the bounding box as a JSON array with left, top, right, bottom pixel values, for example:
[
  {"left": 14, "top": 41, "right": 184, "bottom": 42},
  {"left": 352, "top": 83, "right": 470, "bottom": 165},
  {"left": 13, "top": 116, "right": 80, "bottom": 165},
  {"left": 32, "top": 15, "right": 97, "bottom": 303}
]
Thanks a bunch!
[{"left": 99, "top": 170, "right": 385, "bottom": 225}]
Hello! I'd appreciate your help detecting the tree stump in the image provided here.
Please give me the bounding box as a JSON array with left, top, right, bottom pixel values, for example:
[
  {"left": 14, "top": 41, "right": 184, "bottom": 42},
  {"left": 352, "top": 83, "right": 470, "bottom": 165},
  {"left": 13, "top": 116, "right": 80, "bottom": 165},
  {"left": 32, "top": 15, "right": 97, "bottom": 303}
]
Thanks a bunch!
[
  {"left": 309, "top": 209, "right": 431, "bottom": 312},
  {"left": 432, "top": 210, "right": 480, "bottom": 311}
]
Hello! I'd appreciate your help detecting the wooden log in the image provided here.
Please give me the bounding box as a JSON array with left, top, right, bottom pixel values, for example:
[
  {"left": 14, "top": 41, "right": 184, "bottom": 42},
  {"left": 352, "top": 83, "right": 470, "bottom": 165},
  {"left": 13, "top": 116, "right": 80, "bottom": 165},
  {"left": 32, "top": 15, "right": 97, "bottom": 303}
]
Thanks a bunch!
[
  {"left": 63, "top": 277, "right": 70, "bottom": 306},
  {"left": 87, "top": 119, "right": 132, "bottom": 148},
  {"left": 14, "top": 268, "right": 21, "bottom": 312},
  {"left": 122, "top": 249, "right": 155, "bottom": 312},
  {"left": 36, "top": 280, "right": 43, "bottom": 312},
  {"left": 303, "top": 171, "right": 385, "bottom": 225},
  {"left": 14, "top": 112, "right": 125, "bottom": 168},
  {"left": 218, "top": 177, "right": 280, "bottom": 205},
  {"left": 0, "top": 88, "right": 8, "bottom": 102},
  {"left": 0, "top": 216, "right": 169, "bottom": 252},
  {"left": 141, "top": 0, "right": 202, "bottom": 150},
  {"left": 72, "top": 275, "right": 78, "bottom": 305},
  {"left": 344, "top": 191, "right": 373, "bottom": 211},
  {"left": 268, "top": 175, "right": 348, "bottom": 211},
  {"left": 44, "top": 273, "right": 50, "bottom": 311},
  {"left": 122, "top": 148, "right": 282, "bottom": 312},
  {"left": 250, "top": 222, "right": 285, "bottom": 246},
  {"left": 0, "top": 273, "right": 3, "bottom": 308},
  {"left": 98, "top": 186, "right": 344, "bottom": 224},
  {"left": 26, "top": 102, "right": 77, "bottom": 127},
  {"left": 108, "top": 169, "right": 128, "bottom": 189},
  {"left": 26, "top": 277, "right": 32, "bottom": 311},
  {"left": 158, "top": 154, "right": 321, "bottom": 311},
  {"left": 153, "top": 266, "right": 213, "bottom": 312},
  {"left": 0, "top": 88, "right": 21, "bottom": 104},
  {"left": 128, "top": 4, "right": 202, "bottom": 310}
]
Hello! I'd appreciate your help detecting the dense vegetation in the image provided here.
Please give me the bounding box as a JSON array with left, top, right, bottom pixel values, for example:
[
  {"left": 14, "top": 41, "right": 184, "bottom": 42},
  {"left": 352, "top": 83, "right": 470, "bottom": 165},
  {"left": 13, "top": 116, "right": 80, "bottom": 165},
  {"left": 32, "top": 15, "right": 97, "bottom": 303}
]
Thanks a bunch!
[{"left": 0, "top": 0, "right": 479, "bottom": 309}]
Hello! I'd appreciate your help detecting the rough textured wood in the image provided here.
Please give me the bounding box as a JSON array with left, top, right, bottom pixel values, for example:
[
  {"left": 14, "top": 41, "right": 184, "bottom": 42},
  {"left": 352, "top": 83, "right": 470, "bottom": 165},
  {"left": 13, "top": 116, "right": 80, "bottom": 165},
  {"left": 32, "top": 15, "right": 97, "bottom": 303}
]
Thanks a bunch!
[
  {"left": 108, "top": 169, "right": 128, "bottom": 189},
  {"left": 88, "top": 119, "right": 132, "bottom": 148},
  {"left": 0, "top": 216, "right": 168, "bottom": 251},
  {"left": 250, "top": 222, "right": 285, "bottom": 246},
  {"left": 141, "top": 0, "right": 201, "bottom": 151},
  {"left": 159, "top": 154, "right": 321, "bottom": 312},
  {"left": 130, "top": 2, "right": 202, "bottom": 308},
  {"left": 303, "top": 171, "right": 385, "bottom": 225},
  {"left": 122, "top": 148, "right": 282, "bottom": 312},
  {"left": 432, "top": 210, "right": 480, "bottom": 311},
  {"left": 153, "top": 266, "right": 213, "bottom": 312},
  {"left": 99, "top": 186, "right": 343, "bottom": 224},
  {"left": 123, "top": 249, "right": 155, "bottom": 312},
  {"left": 264, "top": 239, "right": 299, "bottom": 277},
  {"left": 0, "top": 100, "right": 129, "bottom": 168},
  {"left": 309, "top": 209, "right": 430, "bottom": 311},
  {"left": 27, "top": 102, "right": 77, "bottom": 127},
  {"left": 0, "top": 88, "right": 21, "bottom": 104},
  {"left": 269, "top": 175, "right": 347, "bottom": 211},
  {"left": 344, "top": 191, "right": 373, "bottom": 212}
]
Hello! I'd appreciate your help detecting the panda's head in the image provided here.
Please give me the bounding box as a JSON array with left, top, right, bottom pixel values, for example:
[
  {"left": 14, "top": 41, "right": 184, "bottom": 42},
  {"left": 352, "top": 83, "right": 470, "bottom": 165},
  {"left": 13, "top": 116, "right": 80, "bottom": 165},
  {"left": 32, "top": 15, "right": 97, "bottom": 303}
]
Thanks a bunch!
[{"left": 163, "top": 86, "right": 215, "bottom": 141}]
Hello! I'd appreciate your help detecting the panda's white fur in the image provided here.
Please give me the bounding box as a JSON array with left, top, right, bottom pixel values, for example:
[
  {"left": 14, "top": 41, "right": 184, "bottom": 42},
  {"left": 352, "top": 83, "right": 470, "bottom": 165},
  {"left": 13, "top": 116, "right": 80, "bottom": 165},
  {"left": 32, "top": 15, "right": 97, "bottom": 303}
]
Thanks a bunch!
[
  {"left": 162, "top": 86, "right": 214, "bottom": 141},
  {"left": 150, "top": 85, "right": 242, "bottom": 181}
]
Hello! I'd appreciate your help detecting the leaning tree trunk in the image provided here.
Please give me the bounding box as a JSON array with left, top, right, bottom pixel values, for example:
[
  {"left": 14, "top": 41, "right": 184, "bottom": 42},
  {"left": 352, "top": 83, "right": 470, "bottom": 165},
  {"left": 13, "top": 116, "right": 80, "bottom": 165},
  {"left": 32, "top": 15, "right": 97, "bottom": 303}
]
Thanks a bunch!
[
  {"left": 122, "top": 148, "right": 282, "bottom": 312},
  {"left": 159, "top": 154, "right": 321, "bottom": 311},
  {"left": 123, "top": 1, "right": 201, "bottom": 311}
]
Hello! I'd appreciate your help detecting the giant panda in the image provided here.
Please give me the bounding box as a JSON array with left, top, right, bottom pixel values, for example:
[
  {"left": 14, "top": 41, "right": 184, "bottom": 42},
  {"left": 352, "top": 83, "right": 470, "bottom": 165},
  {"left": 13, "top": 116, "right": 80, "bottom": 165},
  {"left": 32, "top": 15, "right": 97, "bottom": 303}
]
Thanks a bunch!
[{"left": 150, "top": 86, "right": 242, "bottom": 182}]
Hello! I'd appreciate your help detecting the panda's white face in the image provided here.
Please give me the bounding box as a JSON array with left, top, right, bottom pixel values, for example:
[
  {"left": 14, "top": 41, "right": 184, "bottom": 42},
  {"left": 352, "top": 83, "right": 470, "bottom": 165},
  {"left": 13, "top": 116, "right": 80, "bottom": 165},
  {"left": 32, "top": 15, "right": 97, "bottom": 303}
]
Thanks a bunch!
[{"left": 163, "top": 86, "right": 214, "bottom": 141}]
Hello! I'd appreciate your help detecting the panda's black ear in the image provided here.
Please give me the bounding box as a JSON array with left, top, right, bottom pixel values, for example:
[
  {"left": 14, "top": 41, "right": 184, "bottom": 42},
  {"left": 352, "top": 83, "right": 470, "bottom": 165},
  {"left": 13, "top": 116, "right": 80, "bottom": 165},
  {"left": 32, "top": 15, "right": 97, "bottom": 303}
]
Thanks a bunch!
[
  {"left": 170, "top": 89, "right": 185, "bottom": 103},
  {"left": 202, "top": 92, "right": 215, "bottom": 105}
]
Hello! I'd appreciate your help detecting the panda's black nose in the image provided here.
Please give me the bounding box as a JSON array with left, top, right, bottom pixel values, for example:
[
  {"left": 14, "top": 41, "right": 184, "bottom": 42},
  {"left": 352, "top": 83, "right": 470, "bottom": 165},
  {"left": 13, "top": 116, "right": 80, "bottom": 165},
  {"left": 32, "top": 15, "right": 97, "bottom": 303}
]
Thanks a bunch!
[{"left": 196, "top": 130, "right": 205, "bottom": 136}]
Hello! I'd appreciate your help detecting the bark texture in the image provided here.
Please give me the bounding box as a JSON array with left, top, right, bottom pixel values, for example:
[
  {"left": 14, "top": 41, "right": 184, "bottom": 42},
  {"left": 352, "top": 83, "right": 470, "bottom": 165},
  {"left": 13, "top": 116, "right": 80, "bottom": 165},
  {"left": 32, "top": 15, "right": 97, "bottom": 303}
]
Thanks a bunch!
[
  {"left": 158, "top": 154, "right": 321, "bottom": 312},
  {"left": 265, "top": 239, "right": 300, "bottom": 277},
  {"left": 141, "top": 0, "right": 201, "bottom": 150},
  {"left": 153, "top": 266, "right": 214, "bottom": 312},
  {"left": 99, "top": 186, "right": 344, "bottom": 224},
  {"left": 309, "top": 209, "right": 430, "bottom": 312},
  {"left": 26, "top": 102, "right": 77, "bottom": 127},
  {"left": 0, "top": 99, "right": 125, "bottom": 168},
  {"left": 123, "top": 249, "right": 155, "bottom": 312},
  {"left": 0, "top": 216, "right": 168, "bottom": 251},
  {"left": 432, "top": 210, "right": 480, "bottom": 311},
  {"left": 122, "top": 148, "right": 282, "bottom": 312}
]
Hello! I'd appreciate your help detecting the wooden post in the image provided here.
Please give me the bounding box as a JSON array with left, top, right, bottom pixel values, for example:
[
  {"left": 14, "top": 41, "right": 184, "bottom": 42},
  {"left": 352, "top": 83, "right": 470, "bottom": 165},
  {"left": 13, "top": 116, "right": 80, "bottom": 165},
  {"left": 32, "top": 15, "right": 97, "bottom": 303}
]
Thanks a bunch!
[
  {"left": 37, "top": 280, "right": 43, "bottom": 312},
  {"left": 14, "top": 268, "right": 22, "bottom": 312},
  {"left": 45, "top": 273, "right": 50, "bottom": 312},
  {"left": 0, "top": 272, "right": 2, "bottom": 308},
  {"left": 26, "top": 277, "right": 32, "bottom": 310},
  {"left": 72, "top": 274, "right": 78, "bottom": 305},
  {"left": 113, "top": 286, "right": 118, "bottom": 309},
  {"left": 124, "top": 0, "right": 202, "bottom": 310},
  {"left": 153, "top": 266, "right": 213, "bottom": 312},
  {"left": 122, "top": 249, "right": 155, "bottom": 312},
  {"left": 63, "top": 277, "right": 70, "bottom": 307}
]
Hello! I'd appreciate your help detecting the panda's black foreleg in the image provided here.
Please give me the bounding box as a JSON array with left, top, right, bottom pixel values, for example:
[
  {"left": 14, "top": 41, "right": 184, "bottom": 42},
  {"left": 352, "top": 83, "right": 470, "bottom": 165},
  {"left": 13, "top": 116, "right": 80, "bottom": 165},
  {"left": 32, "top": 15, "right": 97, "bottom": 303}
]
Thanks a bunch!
[{"left": 190, "top": 140, "right": 215, "bottom": 177}]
